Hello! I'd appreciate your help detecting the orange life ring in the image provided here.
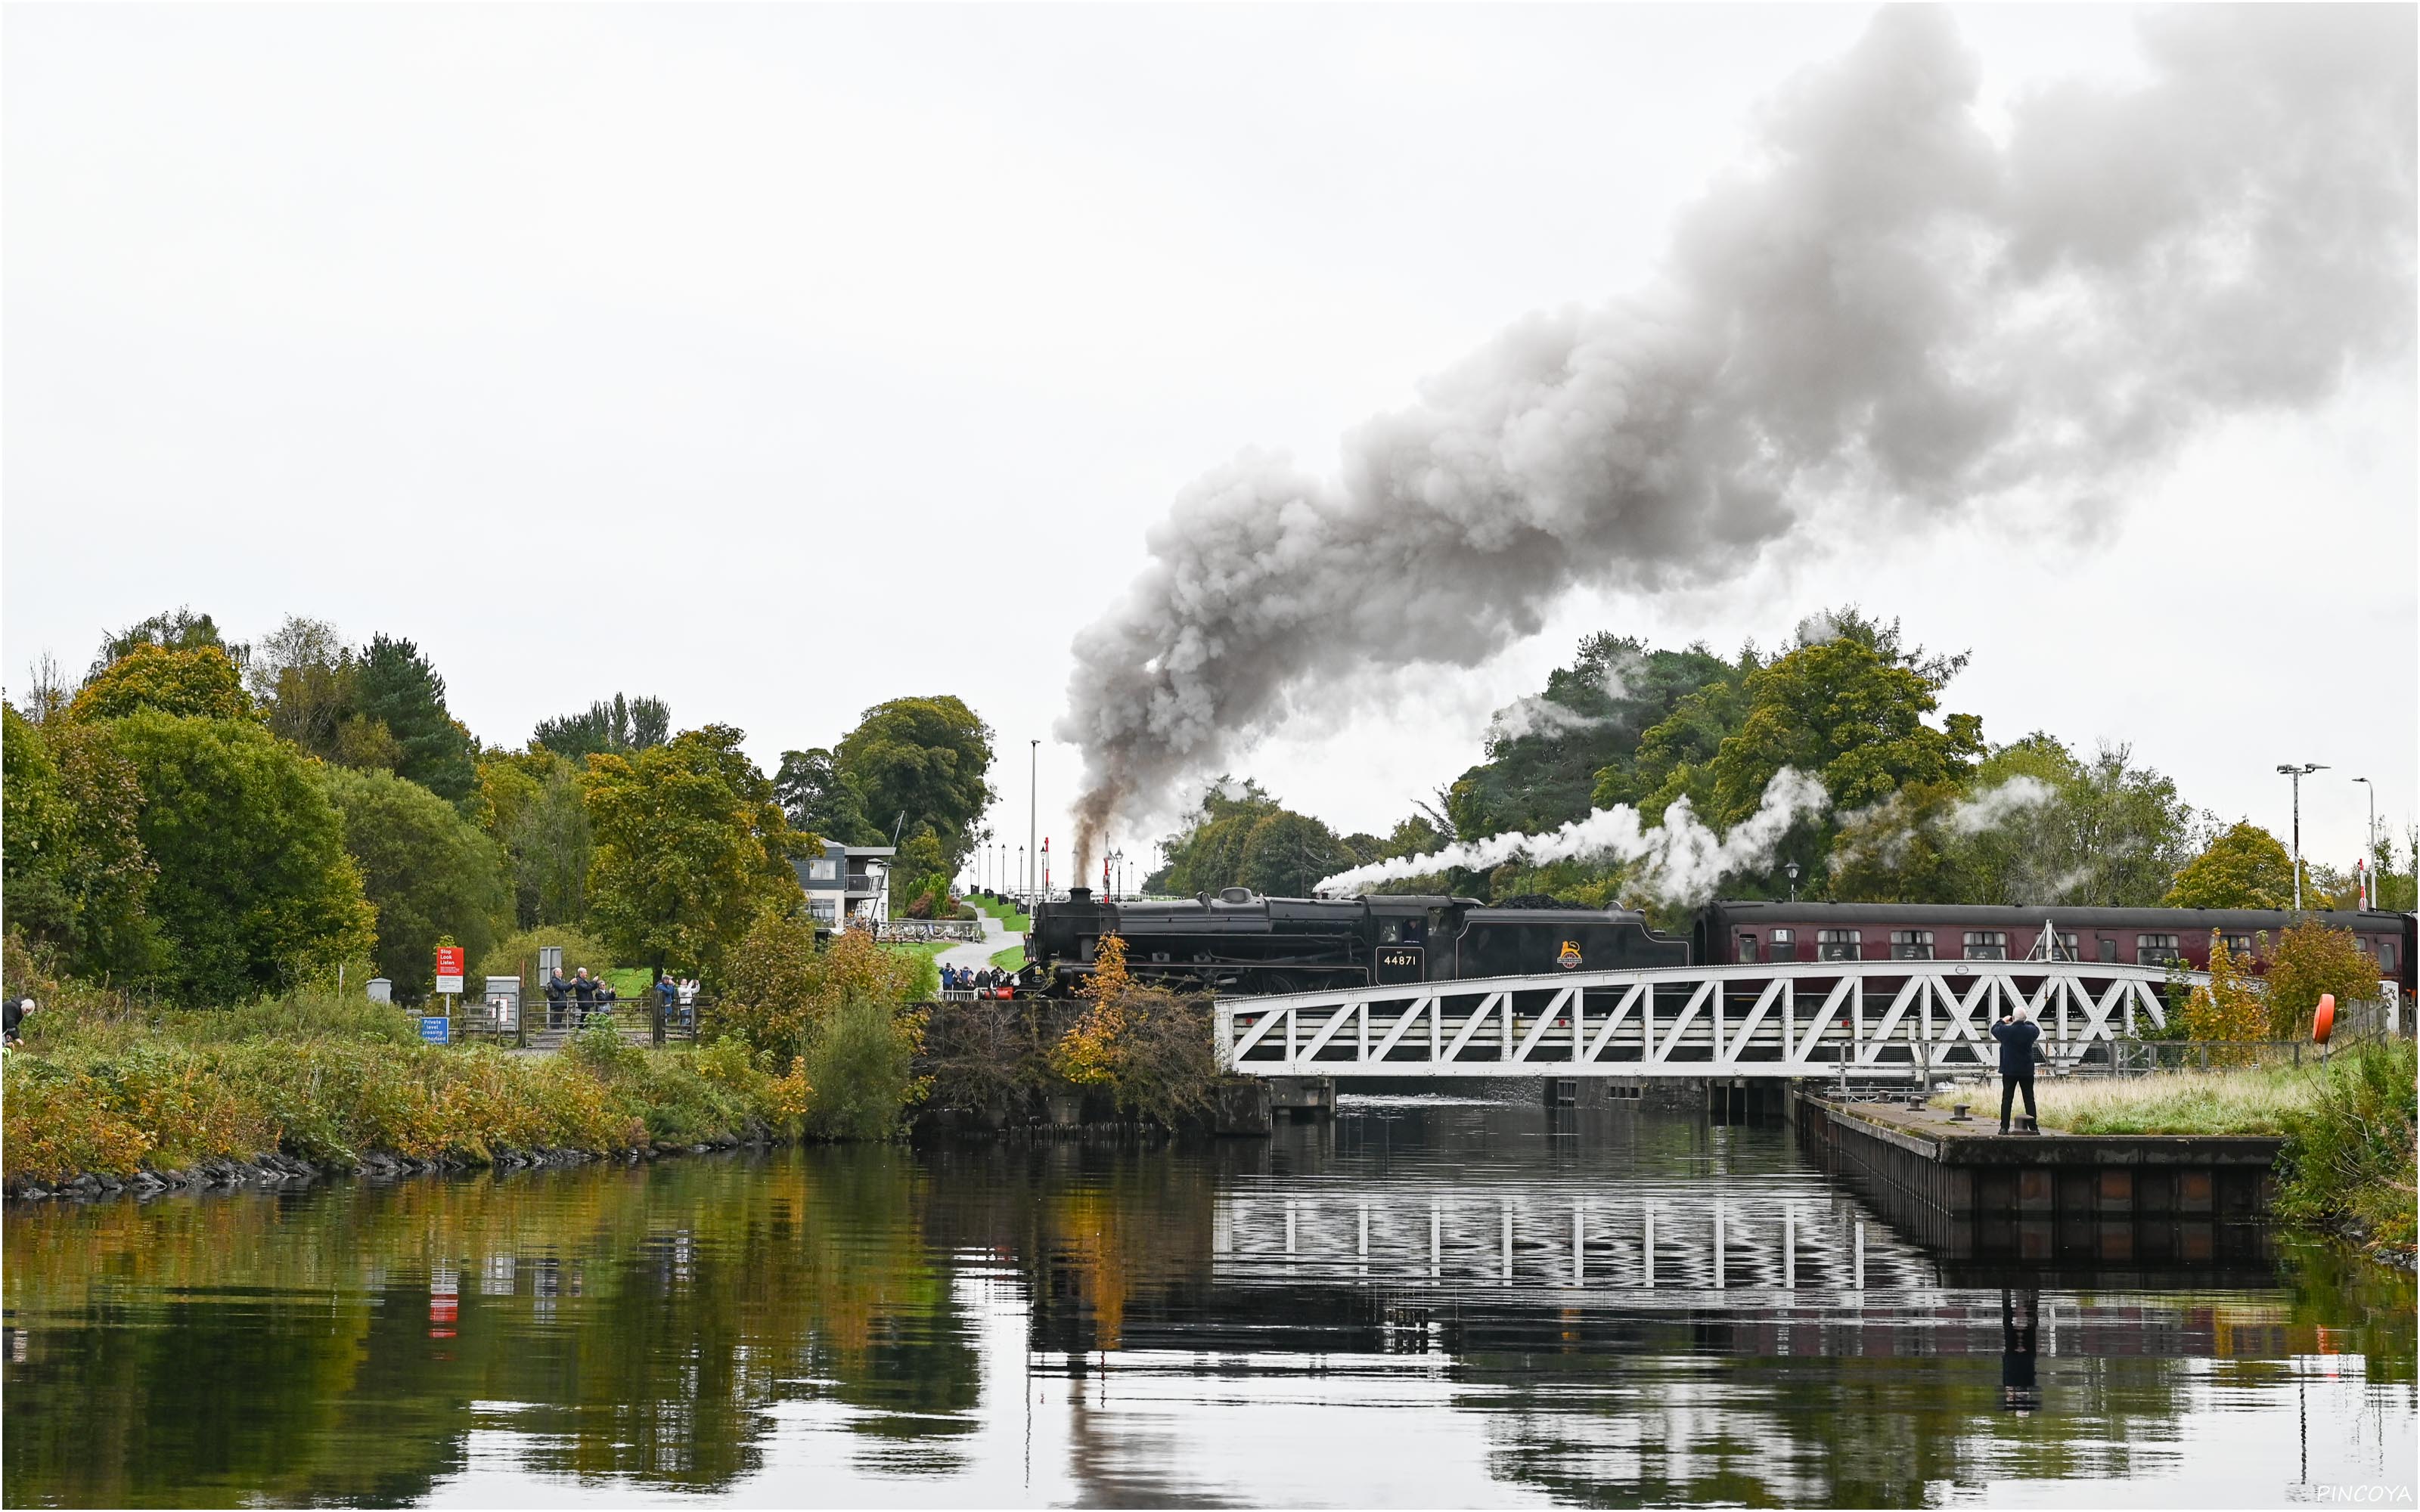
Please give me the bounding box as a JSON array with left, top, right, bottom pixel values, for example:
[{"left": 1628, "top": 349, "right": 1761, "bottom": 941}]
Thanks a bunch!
[{"left": 2312, "top": 993, "right": 2335, "bottom": 1045}]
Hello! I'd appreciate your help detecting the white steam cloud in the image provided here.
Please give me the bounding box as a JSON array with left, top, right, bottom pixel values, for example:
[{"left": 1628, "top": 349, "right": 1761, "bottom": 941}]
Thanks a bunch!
[
  {"left": 1315, "top": 767, "right": 1830, "bottom": 908},
  {"left": 1943, "top": 775, "right": 2056, "bottom": 836},
  {"left": 1059, "top": 8, "right": 2415, "bottom": 869}
]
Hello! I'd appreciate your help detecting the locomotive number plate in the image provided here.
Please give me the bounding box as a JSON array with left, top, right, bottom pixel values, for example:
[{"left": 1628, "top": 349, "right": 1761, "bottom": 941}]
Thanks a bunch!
[{"left": 1379, "top": 950, "right": 1420, "bottom": 971}]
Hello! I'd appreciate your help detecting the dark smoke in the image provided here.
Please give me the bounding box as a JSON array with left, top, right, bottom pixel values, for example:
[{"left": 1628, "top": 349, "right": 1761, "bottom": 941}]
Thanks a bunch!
[{"left": 1059, "top": 7, "right": 2415, "bottom": 872}]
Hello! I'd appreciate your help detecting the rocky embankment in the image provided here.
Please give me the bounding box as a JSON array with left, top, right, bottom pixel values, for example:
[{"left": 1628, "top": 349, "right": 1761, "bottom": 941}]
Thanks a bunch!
[{"left": 5, "top": 1137, "right": 760, "bottom": 1203}]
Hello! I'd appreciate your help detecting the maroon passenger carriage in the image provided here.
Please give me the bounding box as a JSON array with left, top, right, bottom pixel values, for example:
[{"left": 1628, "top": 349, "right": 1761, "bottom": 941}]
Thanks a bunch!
[{"left": 1694, "top": 900, "right": 2416, "bottom": 999}]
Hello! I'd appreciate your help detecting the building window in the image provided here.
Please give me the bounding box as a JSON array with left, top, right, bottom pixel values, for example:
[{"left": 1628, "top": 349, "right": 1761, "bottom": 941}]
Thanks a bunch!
[
  {"left": 1890, "top": 930, "right": 1933, "bottom": 960},
  {"left": 1963, "top": 931, "right": 2008, "bottom": 960},
  {"left": 808, "top": 899, "right": 838, "bottom": 923},
  {"left": 1736, "top": 934, "right": 1759, "bottom": 964},
  {"left": 2137, "top": 934, "right": 2181, "bottom": 966},
  {"left": 1816, "top": 929, "right": 1860, "bottom": 962},
  {"left": 808, "top": 857, "right": 839, "bottom": 882}
]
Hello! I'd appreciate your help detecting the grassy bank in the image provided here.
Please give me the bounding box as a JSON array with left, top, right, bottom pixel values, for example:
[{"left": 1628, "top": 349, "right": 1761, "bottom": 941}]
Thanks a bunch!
[
  {"left": 1930, "top": 1061, "right": 2320, "bottom": 1136},
  {"left": 963, "top": 894, "right": 1032, "bottom": 934},
  {"left": 1929, "top": 1042, "right": 2417, "bottom": 1260}
]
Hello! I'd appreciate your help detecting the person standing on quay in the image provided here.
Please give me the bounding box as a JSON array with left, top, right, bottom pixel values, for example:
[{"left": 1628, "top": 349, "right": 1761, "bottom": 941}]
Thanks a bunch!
[{"left": 1991, "top": 1005, "right": 2040, "bottom": 1134}]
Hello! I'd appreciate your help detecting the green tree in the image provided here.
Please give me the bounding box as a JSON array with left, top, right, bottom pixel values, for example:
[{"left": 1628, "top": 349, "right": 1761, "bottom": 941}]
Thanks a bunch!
[
  {"left": 352, "top": 634, "right": 477, "bottom": 803},
  {"left": 1699, "top": 637, "right": 1984, "bottom": 826},
  {"left": 318, "top": 766, "right": 512, "bottom": 1000},
  {"left": 833, "top": 696, "right": 995, "bottom": 869},
  {"left": 583, "top": 726, "right": 810, "bottom": 983},
  {"left": 1238, "top": 810, "right": 1353, "bottom": 897},
  {"left": 773, "top": 746, "right": 877, "bottom": 842},
  {"left": 2, "top": 705, "right": 162, "bottom": 980},
  {"left": 476, "top": 751, "right": 593, "bottom": 927},
  {"left": 99, "top": 712, "right": 376, "bottom": 1003},
  {"left": 89, "top": 606, "right": 245, "bottom": 680},
  {"left": 65, "top": 644, "right": 254, "bottom": 724},
  {"left": 1450, "top": 634, "right": 1735, "bottom": 839},
  {"left": 2166, "top": 821, "right": 2298, "bottom": 909},
  {"left": 1829, "top": 737, "right": 2204, "bottom": 907},
  {"left": 532, "top": 693, "right": 672, "bottom": 759},
  {"left": 1153, "top": 777, "right": 1281, "bottom": 894},
  {"left": 893, "top": 827, "right": 951, "bottom": 919}
]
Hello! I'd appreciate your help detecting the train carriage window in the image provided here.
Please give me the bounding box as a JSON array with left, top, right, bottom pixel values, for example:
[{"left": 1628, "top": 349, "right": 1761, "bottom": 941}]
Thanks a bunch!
[
  {"left": 2096, "top": 937, "right": 2118, "bottom": 963},
  {"left": 2222, "top": 932, "right": 2255, "bottom": 956},
  {"left": 2050, "top": 932, "right": 2080, "bottom": 962},
  {"left": 1770, "top": 928, "right": 1795, "bottom": 960},
  {"left": 2136, "top": 933, "right": 2181, "bottom": 966},
  {"left": 1962, "top": 931, "right": 2008, "bottom": 960},
  {"left": 1736, "top": 933, "right": 1759, "bottom": 964},
  {"left": 2381, "top": 940, "right": 2399, "bottom": 972},
  {"left": 1816, "top": 929, "right": 1860, "bottom": 962},
  {"left": 1379, "top": 921, "right": 1402, "bottom": 944},
  {"left": 1890, "top": 930, "right": 1933, "bottom": 960}
]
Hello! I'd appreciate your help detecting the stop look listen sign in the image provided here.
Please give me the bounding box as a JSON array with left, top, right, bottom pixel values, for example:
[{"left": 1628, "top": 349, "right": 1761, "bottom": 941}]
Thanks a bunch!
[{"left": 435, "top": 946, "right": 465, "bottom": 996}]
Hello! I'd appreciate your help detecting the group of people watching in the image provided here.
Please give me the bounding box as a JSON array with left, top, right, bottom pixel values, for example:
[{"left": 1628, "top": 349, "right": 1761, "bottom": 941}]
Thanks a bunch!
[
  {"left": 543, "top": 967, "right": 701, "bottom": 1029},
  {"left": 940, "top": 964, "right": 1015, "bottom": 999}
]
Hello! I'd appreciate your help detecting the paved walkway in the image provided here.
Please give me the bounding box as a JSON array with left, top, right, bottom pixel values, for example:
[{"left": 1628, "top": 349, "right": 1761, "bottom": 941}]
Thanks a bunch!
[{"left": 937, "top": 910, "right": 1015, "bottom": 979}]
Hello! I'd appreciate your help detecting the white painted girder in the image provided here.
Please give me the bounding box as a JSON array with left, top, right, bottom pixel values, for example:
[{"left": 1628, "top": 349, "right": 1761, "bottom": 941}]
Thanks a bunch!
[{"left": 1217, "top": 959, "right": 2193, "bottom": 1079}]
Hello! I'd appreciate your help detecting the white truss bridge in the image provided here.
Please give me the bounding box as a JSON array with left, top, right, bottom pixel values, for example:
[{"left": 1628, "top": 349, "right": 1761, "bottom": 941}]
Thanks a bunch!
[{"left": 1217, "top": 959, "right": 2201, "bottom": 1080}]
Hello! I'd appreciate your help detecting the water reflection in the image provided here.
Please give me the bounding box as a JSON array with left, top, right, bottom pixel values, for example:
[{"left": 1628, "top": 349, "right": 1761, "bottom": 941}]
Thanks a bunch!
[{"left": 4, "top": 1094, "right": 2411, "bottom": 1507}]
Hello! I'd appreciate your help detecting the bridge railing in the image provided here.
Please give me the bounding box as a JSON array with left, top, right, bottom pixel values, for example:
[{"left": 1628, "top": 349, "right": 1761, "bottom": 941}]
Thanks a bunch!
[{"left": 1215, "top": 959, "right": 2203, "bottom": 1079}]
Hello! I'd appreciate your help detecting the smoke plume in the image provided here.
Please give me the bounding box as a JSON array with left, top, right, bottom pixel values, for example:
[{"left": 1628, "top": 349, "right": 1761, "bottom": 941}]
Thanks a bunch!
[
  {"left": 1060, "top": 8, "right": 2415, "bottom": 870},
  {"left": 1314, "top": 767, "right": 1829, "bottom": 908}
]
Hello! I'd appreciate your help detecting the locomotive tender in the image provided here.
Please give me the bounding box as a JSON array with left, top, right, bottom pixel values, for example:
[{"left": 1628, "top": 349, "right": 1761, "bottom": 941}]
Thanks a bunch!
[{"left": 1024, "top": 887, "right": 2416, "bottom": 999}]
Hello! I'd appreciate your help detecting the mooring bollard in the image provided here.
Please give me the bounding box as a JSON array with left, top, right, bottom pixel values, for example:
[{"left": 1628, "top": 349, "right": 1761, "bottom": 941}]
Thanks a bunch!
[{"left": 1950, "top": 1101, "right": 1971, "bottom": 1122}]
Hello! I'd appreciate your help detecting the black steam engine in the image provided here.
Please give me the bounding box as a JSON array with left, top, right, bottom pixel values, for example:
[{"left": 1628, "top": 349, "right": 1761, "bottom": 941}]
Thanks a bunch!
[
  {"left": 1022, "top": 888, "right": 2417, "bottom": 999},
  {"left": 1025, "top": 887, "right": 1686, "bottom": 995}
]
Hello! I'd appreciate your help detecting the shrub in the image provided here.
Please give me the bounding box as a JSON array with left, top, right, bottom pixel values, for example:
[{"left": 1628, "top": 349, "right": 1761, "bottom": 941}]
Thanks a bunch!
[
  {"left": 2276, "top": 1040, "right": 2418, "bottom": 1256},
  {"left": 801, "top": 996, "right": 926, "bottom": 1141}
]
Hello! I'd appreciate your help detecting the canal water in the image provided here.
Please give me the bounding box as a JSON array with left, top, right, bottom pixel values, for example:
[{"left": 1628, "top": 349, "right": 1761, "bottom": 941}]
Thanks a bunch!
[{"left": 5, "top": 1093, "right": 2412, "bottom": 1507}]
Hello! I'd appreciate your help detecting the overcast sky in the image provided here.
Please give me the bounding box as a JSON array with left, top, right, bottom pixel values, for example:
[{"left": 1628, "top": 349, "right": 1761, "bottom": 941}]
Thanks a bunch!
[{"left": 6, "top": 5, "right": 2411, "bottom": 885}]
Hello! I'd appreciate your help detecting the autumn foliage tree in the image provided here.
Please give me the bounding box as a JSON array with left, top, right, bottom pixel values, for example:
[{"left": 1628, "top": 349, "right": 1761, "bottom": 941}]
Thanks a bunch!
[
  {"left": 2265, "top": 921, "right": 2384, "bottom": 1040},
  {"left": 2173, "top": 934, "right": 2266, "bottom": 1058},
  {"left": 1050, "top": 934, "right": 1221, "bottom": 1127},
  {"left": 65, "top": 644, "right": 254, "bottom": 725}
]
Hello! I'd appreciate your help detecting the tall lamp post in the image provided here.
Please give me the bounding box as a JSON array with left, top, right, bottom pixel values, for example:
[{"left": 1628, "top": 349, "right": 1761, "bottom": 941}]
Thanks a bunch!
[
  {"left": 2276, "top": 763, "right": 2328, "bottom": 912},
  {"left": 1028, "top": 739, "right": 1039, "bottom": 909}
]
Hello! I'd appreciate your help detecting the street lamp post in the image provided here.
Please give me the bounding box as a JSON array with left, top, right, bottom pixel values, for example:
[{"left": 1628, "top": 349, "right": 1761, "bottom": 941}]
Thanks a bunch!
[
  {"left": 1028, "top": 740, "right": 1039, "bottom": 910},
  {"left": 2276, "top": 763, "right": 2328, "bottom": 912},
  {"left": 1783, "top": 861, "right": 1800, "bottom": 902}
]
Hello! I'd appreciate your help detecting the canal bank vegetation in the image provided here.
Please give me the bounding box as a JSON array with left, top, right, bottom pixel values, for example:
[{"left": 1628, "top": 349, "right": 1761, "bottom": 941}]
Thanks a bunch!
[
  {"left": 1931, "top": 1040, "right": 2417, "bottom": 1262},
  {"left": 0, "top": 916, "right": 942, "bottom": 1190},
  {"left": 917, "top": 934, "right": 1230, "bottom": 1133}
]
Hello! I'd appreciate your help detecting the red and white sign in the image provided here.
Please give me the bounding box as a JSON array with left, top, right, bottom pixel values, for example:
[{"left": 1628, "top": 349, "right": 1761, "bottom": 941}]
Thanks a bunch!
[{"left": 434, "top": 947, "right": 466, "bottom": 995}]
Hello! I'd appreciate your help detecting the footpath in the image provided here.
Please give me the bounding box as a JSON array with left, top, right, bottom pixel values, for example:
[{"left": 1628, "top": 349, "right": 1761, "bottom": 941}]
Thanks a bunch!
[{"left": 939, "top": 910, "right": 1014, "bottom": 980}]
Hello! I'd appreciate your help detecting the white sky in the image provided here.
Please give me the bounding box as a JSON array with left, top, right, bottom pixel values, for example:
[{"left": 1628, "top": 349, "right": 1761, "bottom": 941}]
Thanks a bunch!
[{"left": 5, "top": 5, "right": 2411, "bottom": 883}]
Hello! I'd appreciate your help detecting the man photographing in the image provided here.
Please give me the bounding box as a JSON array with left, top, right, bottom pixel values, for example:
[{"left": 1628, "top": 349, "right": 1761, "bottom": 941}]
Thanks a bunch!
[{"left": 1990, "top": 1004, "right": 2041, "bottom": 1135}]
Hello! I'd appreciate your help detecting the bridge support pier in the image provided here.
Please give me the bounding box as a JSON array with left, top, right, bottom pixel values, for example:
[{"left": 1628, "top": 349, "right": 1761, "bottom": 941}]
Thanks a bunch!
[{"left": 1267, "top": 1077, "right": 1336, "bottom": 1121}]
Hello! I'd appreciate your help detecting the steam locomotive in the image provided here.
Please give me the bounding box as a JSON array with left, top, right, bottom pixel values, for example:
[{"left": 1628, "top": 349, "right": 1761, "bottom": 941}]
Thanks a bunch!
[{"left": 1021, "top": 887, "right": 2417, "bottom": 998}]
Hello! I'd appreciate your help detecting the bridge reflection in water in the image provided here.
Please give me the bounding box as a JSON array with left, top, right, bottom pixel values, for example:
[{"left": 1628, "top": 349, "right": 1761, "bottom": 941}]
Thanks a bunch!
[{"left": 3, "top": 1091, "right": 2406, "bottom": 1507}]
